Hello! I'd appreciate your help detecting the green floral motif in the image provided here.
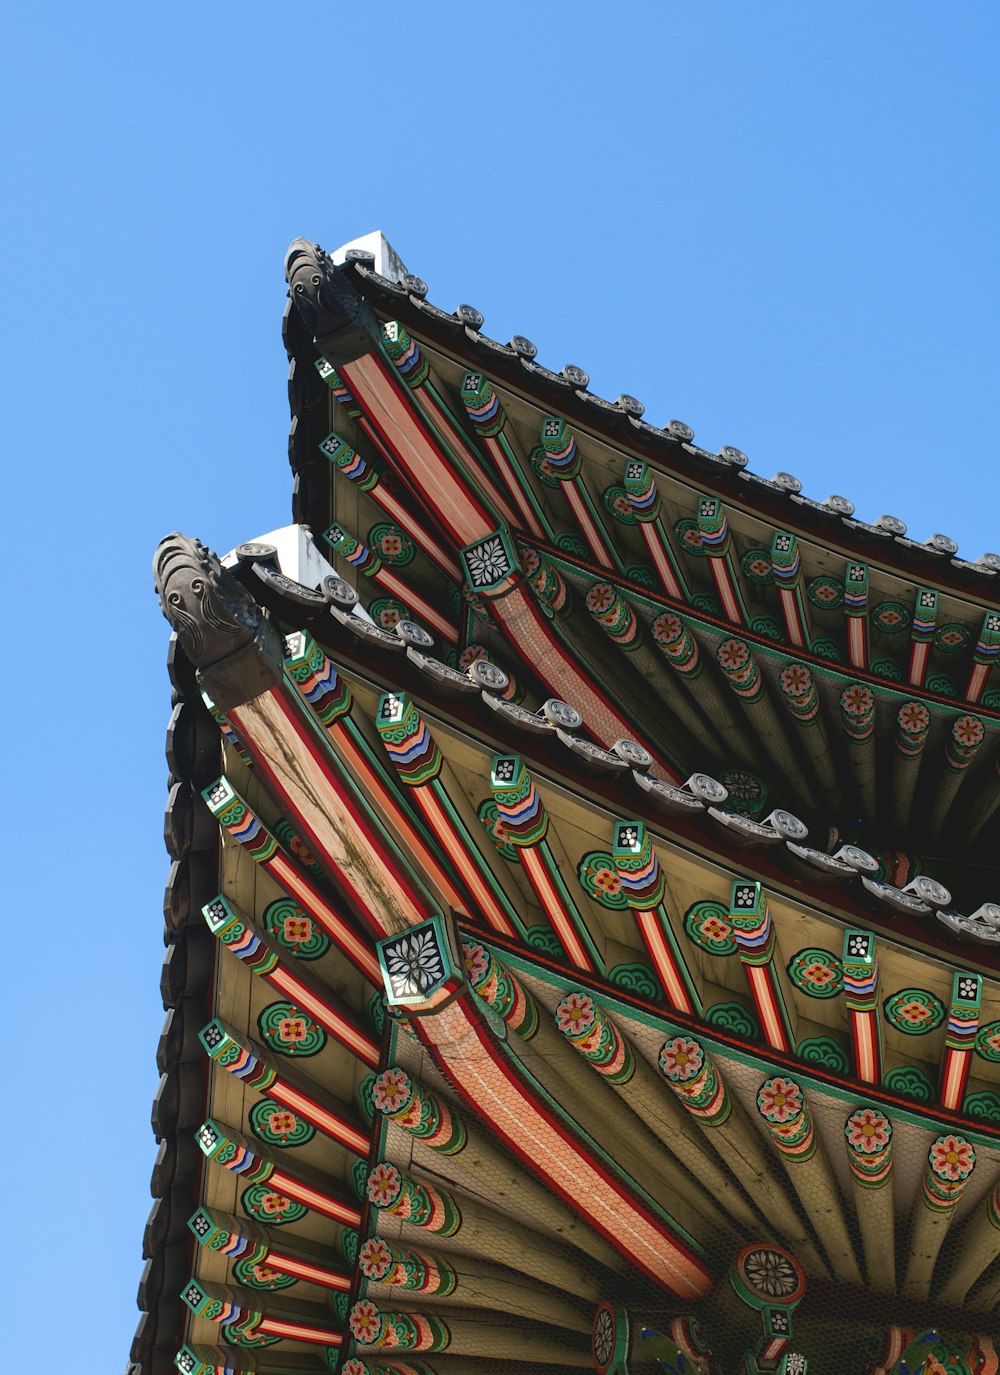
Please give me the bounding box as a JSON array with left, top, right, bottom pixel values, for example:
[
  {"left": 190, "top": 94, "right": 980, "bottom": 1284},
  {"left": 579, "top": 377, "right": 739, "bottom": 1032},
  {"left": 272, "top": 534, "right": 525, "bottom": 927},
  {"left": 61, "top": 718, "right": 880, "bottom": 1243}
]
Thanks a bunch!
[
  {"left": 934, "top": 623, "right": 972, "bottom": 654},
  {"left": 796, "top": 1037, "right": 850, "bottom": 1074},
  {"left": 322, "top": 1349, "right": 340, "bottom": 1373},
  {"left": 248, "top": 1099, "right": 315, "bottom": 1148},
  {"left": 721, "top": 769, "right": 767, "bottom": 816},
  {"left": 241, "top": 1184, "right": 307, "bottom": 1225},
  {"left": 674, "top": 518, "right": 706, "bottom": 557},
  {"left": 577, "top": 850, "right": 629, "bottom": 910},
  {"left": 221, "top": 1324, "right": 280, "bottom": 1349},
  {"left": 749, "top": 614, "right": 783, "bottom": 642},
  {"left": 258, "top": 1001, "right": 327, "bottom": 1058},
  {"left": 608, "top": 962, "right": 662, "bottom": 1001},
  {"left": 477, "top": 798, "right": 518, "bottom": 861},
  {"left": 883, "top": 1065, "right": 934, "bottom": 1102},
  {"left": 525, "top": 925, "right": 566, "bottom": 960},
  {"left": 741, "top": 549, "right": 773, "bottom": 585},
  {"left": 807, "top": 576, "right": 844, "bottom": 609},
  {"left": 884, "top": 989, "right": 945, "bottom": 1035},
  {"left": 684, "top": 900, "right": 737, "bottom": 957},
  {"left": 926, "top": 672, "right": 957, "bottom": 698},
  {"left": 981, "top": 689, "right": 1000, "bottom": 710},
  {"left": 872, "top": 601, "right": 910, "bottom": 634},
  {"left": 357, "top": 1073, "right": 377, "bottom": 1125},
  {"left": 529, "top": 445, "right": 559, "bottom": 487},
  {"left": 963, "top": 1090, "right": 1000, "bottom": 1124},
  {"left": 350, "top": 1156, "right": 370, "bottom": 1200},
  {"left": 263, "top": 897, "right": 330, "bottom": 961},
  {"left": 330, "top": 1291, "right": 350, "bottom": 1323},
  {"left": 554, "top": 531, "right": 588, "bottom": 558},
  {"left": 706, "top": 1001, "right": 760, "bottom": 1040},
  {"left": 234, "top": 1257, "right": 297, "bottom": 1290},
  {"left": 787, "top": 949, "right": 843, "bottom": 999},
  {"left": 368, "top": 521, "right": 415, "bottom": 567},
  {"left": 690, "top": 592, "right": 721, "bottom": 615},
  {"left": 869, "top": 656, "right": 902, "bottom": 681},
  {"left": 272, "top": 819, "right": 327, "bottom": 883},
  {"left": 368, "top": 990, "right": 387, "bottom": 1034},
  {"left": 603, "top": 485, "right": 637, "bottom": 524},
  {"left": 623, "top": 562, "right": 658, "bottom": 589},
  {"left": 340, "top": 1227, "right": 360, "bottom": 1267},
  {"left": 975, "top": 1021, "right": 1000, "bottom": 1062},
  {"left": 809, "top": 637, "right": 843, "bottom": 661},
  {"left": 368, "top": 596, "right": 410, "bottom": 630}
]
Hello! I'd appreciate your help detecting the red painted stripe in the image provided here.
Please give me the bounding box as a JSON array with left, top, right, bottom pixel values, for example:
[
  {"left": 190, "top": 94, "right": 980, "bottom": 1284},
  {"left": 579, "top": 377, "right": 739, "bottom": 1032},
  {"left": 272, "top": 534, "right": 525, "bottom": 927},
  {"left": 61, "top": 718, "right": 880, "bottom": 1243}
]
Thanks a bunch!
[
  {"left": 344, "top": 354, "right": 496, "bottom": 546},
  {"left": 268, "top": 851, "right": 380, "bottom": 984},
  {"left": 745, "top": 964, "right": 791, "bottom": 1053},
  {"left": 778, "top": 588, "right": 806, "bottom": 648},
  {"left": 269, "top": 1169, "right": 361, "bottom": 1226},
  {"left": 708, "top": 557, "right": 743, "bottom": 626},
  {"left": 417, "top": 996, "right": 713, "bottom": 1297},
  {"left": 636, "top": 910, "right": 695, "bottom": 1014},
  {"left": 259, "top": 1318, "right": 342, "bottom": 1344},
  {"left": 520, "top": 846, "right": 596, "bottom": 972},
  {"left": 908, "top": 640, "right": 929, "bottom": 687},
  {"left": 268, "top": 964, "right": 379, "bottom": 1068},
  {"left": 848, "top": 617, "right": 867, "bottom": 670},
  {"left": 563, "top": 482, "right": 615, "bottom": 570},
  {"left": 483, "top": 436, "right": 545, "bottom": 536},
  {"left": 641, "top": 524, "right": 684, "bottom": 601},
  {"left": 967, "top": 662, "right": 990, "bottom": 704},
  {"left": 378, "top": 567, "right": 458, "bottom": 644},
  {"left": 413, "top": 788, "right": 517, "bottom": 938},
  {"left": 270, "top": 1082, "right": 370, "bottom": 1155},
  {"left": 267, "top": 1250, "right": 351, "bottom": 1290},
  {"left": 417, "top": 385, "right": 517, "bottom": 526}
]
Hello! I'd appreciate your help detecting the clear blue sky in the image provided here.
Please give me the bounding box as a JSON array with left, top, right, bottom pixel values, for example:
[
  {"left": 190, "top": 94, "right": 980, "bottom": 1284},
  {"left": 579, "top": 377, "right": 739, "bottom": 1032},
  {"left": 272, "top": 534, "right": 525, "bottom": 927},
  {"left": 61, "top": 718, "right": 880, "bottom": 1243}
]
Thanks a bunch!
[{"left": 2, "top": 3, "right": 997, "bottom": 1363}]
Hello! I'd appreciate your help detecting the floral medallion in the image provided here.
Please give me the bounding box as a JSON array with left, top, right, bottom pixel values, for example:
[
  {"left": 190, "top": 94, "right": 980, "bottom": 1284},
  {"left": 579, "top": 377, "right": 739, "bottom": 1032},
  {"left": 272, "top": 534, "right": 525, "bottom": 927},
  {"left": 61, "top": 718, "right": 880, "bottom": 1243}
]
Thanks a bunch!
[
  {"left": 248, "top": 1099, "right": 315, "bottom": 1148},
  {"left": 577, "top": 850, "right": 628, "bottom": 909},
  {"left": 673, "top": 518, "right": 706, "bottom": 556},
  {"left": 807, "top": 576, "right": 844, "bottom": 609},
  {"left": 884, "top": 988, "right": 945, "bottom": 1035},
  {"left": 263, "top": 897, "right": 330, "bottom": 961},
  {"left": 234, "top": 1257, "right": 297, "bottom": 1290},
  {"left": 787, "top": 948, "right": 843, "bottom": 999},
  {"left": 476, "top": 799, "right": 517, "bottom": 860},
  {"left": 741, "top": 549, "right": 773, "bottom": 584},
  {"left": 240, "top": 1185, "right": 306, "bottom": 1225},
  {"left": 684, "top": 900, "right": 737, "bottom": 957},
  {"left": 367, "top": 521, "right": 415, "bottom": 566},
  {"left": 368, "top": 597, "right": 410, "bottom": 630},
  {"left": 658, "top": 1036, "right": 704, "bottom": 1084},
  {"left": 974, "top": 1020, "right": 1000, "bottom": 1062},
  {"left": 872, "top": 601, "right": 911, "bottom": 634},
  {"left": 602, "top": 484, "right": 637, "bottom": 523},
  {"left": 934, "top": 622, "right": 972, "bottom": 653},
  {"left": 258, "top": 1001, "right": 327, "bottom": 1057}
]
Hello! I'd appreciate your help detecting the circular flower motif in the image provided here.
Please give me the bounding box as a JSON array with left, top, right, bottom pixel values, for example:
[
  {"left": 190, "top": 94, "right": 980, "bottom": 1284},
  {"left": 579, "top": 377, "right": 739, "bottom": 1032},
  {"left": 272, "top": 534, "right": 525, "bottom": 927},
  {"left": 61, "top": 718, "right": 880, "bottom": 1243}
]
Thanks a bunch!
[
  {"left": 975, "top": 1021, "right": 1000, "bottom": 1062},
  {"left": 659, "top": 1036, "right": 703, "bottom": 1083},
  {"left": 884, "top": 989, "right": 945, "bottom": 1035},
  {"left": 780, "top": 664, "right": 811, "bottom": 697},
  {"left": 462, "top": 942, "right": 490, "bottom": 985},
  {"left": 935, "top": 623, "right": 971, "bottom": 653},
  {"left": 929, "top": 1134, "right": 975, "bottom": 1182},
  {"left": 787, "top": 948, "right": 843, "bottom": 999},
  {"left": 372, "top": 1067, "right": 411, "bottom": 1114},
  {"left": 585, "top": 582, "right": 616, "bottom": 613},
  {"left": 953, "top": 715, "right": 985, "bottom": 748},
  {"left": 350, "top": 1300, "right": 382, "bottom": 1343},
  {"left": 872, "top": 601, "right": 910, "bottom": 633},
  {"left": 593, "top": 1304, "right": 616, "bottom": 1371},
  {"left": 358, "top": 1237, "right": 393, "bottom": 1280},
  {"left": 841, "top": 683, "right": 874, "bottom": 716},
  {"left": 898, "top": 702, "right": 930, "bottom": 734},
  {"left": 259, "top": 1191, "right": 294, "bottom": 1216},
  {"left": 367, "top": 1162, "right": 402, "bottom": 1208},
  {"left": 721, "top": 769, "right": 766, "bottom": 807},
  {"left": 718, "top": 639, "right": 749, "bottom": 672},
  {"left": 757, "top": 1077, "right": 802, "bottom": 1124},
  {"left": 577, "top": 851, "right": 628, "bottom": 909},
  {"left": 674, "top": 518, "right": 705, "bottom": 555},
  {"left": 277, "top": 1017, "right": 308, "bottom": 1044},
  {"left": 556, "top": 992, "right": 595, "bottom": 1035},
  {"left": 807, "top": 576, "right": 844, "bottom": 608},
  {"left": 282, "top": 915, "right": 313, "bottom": 944},
  {"left": 684, "top": 900, "right": 737, "bottom": 956},
  {"left": 343, "top": 1362, "right": 368, "bottom": 1375},
  {"left": 384, "top": 928, "right": 445, "bottom": 997},
  {"left": 845, "top": 1107, "right": 891, "bottom": 1154},
  {"left": 741, "top": 549, "right": 773, "bottom": 584},
  {"left": 652, "top": 612, "right": 682, "bottom": 644},
  {"left": 740, "top": 1247, "right": 802, "bottom": 1300}
]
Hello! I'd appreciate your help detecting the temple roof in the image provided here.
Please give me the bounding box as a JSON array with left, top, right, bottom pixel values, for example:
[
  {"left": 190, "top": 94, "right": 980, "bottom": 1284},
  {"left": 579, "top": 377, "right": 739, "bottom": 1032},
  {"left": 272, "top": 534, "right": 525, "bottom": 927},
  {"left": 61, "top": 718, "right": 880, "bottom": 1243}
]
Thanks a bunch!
[{"left": 133, "top": 235, "right": 1000, "bottom": 1375}]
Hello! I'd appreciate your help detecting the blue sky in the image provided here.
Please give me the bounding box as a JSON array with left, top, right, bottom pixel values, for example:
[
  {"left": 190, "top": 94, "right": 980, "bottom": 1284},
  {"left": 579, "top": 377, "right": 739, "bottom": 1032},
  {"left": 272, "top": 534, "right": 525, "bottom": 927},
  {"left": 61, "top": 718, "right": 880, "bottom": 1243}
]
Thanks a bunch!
[{"left": 2, "top": 3, "right": 997, "bottom": 1363}]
